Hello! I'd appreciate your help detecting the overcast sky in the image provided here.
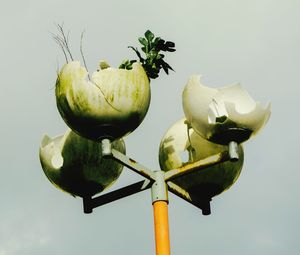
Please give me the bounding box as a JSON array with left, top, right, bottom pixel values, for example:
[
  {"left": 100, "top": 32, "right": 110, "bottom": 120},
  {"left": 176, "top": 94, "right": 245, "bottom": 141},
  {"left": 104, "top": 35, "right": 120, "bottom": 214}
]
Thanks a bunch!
[{"left": 0, "top": 0, "right": 299, "bottom": 254}]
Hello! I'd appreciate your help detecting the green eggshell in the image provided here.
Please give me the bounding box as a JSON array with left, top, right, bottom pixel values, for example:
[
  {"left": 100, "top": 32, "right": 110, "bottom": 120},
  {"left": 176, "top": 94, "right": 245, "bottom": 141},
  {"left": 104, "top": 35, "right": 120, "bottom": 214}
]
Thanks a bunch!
[
  {"left": 40, "top": 130, "right": 125, "bottom": 197},
  {"left": 55, "top": 61, "right": 151, "bottom": 141},
  {"left": 159, "top": 118, "right": 244, "bottom": 200}
]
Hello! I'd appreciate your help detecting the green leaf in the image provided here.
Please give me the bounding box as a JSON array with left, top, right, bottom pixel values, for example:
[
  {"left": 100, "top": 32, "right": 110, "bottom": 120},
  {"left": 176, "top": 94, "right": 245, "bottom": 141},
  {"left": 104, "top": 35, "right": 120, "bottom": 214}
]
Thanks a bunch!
[
  {"left": 128, "top": 46, "right": 145, "bottom": 62},
  {"left": 165, "top": 41, "right": 175, "bottom": 48},
  {"left": 145, "top": 30, "right": 154, "bottom": 42},
  {"left": 138, "top": 37, "right": 148, "bottom": 46},
  {"left": 119, "top": 59, "right": 133, "bottom": 70},
  {"left": 165, "top": 41, "right": 176, "bottom": 52},
  {"left": 160, "top": 59, "right": 174, "bottom": 74},
  {"left": 153, "top": 37, "right": 161, "bottom": 45},
  {"left": 166, "top": 48, "right": 176, "bottom": 52},
  {"left": 156, "top": 39, "right": 165, "bottom": 50}
]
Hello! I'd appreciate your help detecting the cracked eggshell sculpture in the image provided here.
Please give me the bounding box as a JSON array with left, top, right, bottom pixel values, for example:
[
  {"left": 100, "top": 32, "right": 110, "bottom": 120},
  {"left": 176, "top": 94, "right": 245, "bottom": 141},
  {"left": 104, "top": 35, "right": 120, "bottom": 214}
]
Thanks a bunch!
[
  {"left": 182, "top": 76, "right": 271, "bottom": 144},
  {"left": 159, "top": 118, "right": 244, "bottom": 200},
  {"left": 56, "top": 61, "right": 151, "bottom": 141},
  {"left": 39, "top": 129, "right": 125, "bottom": 197}
]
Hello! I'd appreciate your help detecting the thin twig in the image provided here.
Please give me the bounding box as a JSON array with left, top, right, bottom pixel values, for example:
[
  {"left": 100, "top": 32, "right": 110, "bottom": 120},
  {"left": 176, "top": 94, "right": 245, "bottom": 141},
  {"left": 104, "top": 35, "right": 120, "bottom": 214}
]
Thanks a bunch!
[
  {"left": 56, "top": 23, "right": 74, "bottom": 61},
  {"left": 80, "top": 30, "right": 90, "bottom": 80},
  {"left": 51, "top": 33, "right": 69, "bottom": 63}
]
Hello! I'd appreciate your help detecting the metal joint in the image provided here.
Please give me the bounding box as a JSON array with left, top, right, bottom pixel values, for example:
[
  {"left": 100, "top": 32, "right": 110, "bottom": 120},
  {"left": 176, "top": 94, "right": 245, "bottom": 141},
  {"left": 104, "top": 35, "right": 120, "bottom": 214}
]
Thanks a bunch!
[
  {"left": 101, "top": 139, "right": 112, "bottom": 158},
  {"left": 228, "top": 141, "right": 239, "bottom": 162},
  {"left": 151, "top": 171, "right": 168, "bottom": 203}
]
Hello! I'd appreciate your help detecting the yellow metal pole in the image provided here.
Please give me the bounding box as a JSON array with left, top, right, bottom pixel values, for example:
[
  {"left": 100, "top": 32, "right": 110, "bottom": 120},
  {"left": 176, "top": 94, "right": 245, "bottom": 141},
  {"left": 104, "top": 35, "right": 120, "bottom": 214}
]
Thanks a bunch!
[{"left": 153, "top": 200, "right": 171, "bottom": 255}]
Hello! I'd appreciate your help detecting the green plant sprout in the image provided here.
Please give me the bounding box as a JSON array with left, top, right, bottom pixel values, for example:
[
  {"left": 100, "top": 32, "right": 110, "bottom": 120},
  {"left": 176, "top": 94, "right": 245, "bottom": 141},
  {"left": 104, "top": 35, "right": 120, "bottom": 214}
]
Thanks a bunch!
[{"left": 119, "top": 30, "right": 176, "bottom": 79}]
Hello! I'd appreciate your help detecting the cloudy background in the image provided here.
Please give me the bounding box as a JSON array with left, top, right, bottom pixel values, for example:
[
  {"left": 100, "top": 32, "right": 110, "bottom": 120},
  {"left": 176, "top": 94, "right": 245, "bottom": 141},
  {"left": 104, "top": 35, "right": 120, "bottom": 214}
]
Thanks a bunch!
[{"left": 1, "top": 0, "right": 299, "bottom": 254}]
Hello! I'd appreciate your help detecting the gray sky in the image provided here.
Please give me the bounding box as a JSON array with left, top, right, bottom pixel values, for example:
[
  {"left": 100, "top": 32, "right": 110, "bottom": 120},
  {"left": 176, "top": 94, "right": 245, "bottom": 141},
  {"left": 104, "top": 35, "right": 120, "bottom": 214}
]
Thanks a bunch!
[{"left": 0, "top": 0, "right": 299, "bottom": 254}]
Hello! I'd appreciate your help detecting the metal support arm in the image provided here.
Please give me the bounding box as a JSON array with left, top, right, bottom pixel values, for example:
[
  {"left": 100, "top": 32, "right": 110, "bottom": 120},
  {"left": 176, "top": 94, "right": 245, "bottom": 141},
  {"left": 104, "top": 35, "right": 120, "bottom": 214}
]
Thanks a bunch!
[
  {"left": 167, "top": 181, "right": 211, "bottom": 215},
  {"left": 111, "top": 148, "right": 155, "bottom": 181},
  {"left": 164, "top": 151, "right": 230, "bottom": 182},
  {"left": 83, "top": 180, "right": 152, "bottom": 213}
]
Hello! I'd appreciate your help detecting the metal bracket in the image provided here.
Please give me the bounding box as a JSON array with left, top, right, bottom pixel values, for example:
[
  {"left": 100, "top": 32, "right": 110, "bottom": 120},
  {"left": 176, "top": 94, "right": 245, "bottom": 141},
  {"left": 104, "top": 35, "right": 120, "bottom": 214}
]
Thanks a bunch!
[
  {"left": 151, "top": 171, "right": 168, "bottom": 203},
  {"left": 83, "top": 179, "right": 152, "bottom": 213},
  {"left": 84, "top": 139, "right": 239, "bottom": 215}
]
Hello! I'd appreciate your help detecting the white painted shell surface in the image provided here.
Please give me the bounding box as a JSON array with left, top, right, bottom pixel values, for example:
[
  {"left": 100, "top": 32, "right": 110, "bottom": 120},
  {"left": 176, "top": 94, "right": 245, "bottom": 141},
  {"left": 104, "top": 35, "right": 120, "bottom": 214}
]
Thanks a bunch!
[
  {"left": 39, "top": 129, "right": 125, "bottom": 197},
  {"left": 182, "top": 75, "right": 271, "bottom": 143},
  {"left": 159, "top": 118, "right": 244, "bottom": 199},
  {"left": 56, "top": 61, "right": 151, "bottom": 141}
]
